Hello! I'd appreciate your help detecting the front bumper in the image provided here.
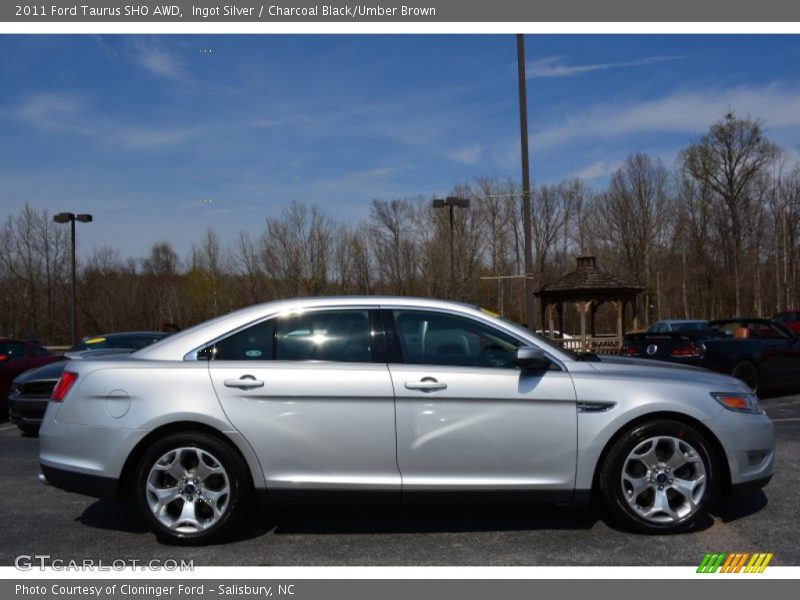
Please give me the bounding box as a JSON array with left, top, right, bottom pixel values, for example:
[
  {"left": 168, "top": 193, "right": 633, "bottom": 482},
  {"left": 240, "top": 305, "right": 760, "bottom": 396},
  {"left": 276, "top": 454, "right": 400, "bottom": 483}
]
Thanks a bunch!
[
  {"left": 7, "top": 395, "right": 48, "bottom": 426},
  {"left": 712, "top": 409, "right": 775, "bottom": 488}
]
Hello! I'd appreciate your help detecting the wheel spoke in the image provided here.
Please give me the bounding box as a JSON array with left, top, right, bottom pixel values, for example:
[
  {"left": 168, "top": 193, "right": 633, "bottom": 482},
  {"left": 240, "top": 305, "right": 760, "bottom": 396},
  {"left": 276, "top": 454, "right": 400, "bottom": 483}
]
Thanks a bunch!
[
  {"left": 201, "top": 486, "right": 229, "bottom": 517},
  {"left": 174, "top": 498, "right": 202, "bottom": 531},
  {"left": 670, "top": 474, "right": 705, "bottom": 506},
  {"left": 195, "top": 452, "right": 224, "bottom": 481},
  {"left": 622, "top": 474, "right": 651, "bottom": 498},
  {"left": 646, "top": 488, "right": 679, "bottom": 520}
]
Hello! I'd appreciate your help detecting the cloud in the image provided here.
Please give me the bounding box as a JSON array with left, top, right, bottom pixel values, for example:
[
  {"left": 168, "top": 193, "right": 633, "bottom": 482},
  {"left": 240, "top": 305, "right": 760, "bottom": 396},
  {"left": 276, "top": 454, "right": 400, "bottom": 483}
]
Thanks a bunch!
[
  {"left": 446, "top": 143, "right": 483, "bottom": 165},
  {"left": 571, "top": 160, "right": 623, "bottom": 181},
  {"left": 14, "top": 92, "right": 198, "bottom": 150},
  {"left": 533, "top": 83, "right": 800, "bottom": 150},
  {"left": 130, "top": 38, "right": 186, "bottom": 81},
  {"left": 526, "top": 55, "right": 685, "bottom": 79},
  {"left": 252, "top": 115, "right": 313, "bottom": 129}
]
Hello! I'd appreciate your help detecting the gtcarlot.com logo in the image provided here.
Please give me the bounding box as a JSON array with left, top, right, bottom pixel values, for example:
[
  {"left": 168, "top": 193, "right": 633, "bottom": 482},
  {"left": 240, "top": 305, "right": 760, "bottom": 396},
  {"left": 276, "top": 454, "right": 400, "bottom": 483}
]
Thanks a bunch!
[{"left": 697, "top": 552, "right": 773, "bottom": 573}]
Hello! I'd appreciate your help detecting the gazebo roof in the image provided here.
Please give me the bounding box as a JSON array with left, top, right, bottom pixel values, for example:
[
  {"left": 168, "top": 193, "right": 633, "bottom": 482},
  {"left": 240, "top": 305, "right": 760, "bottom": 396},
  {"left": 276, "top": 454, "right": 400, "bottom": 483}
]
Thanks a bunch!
[{"left": 535, "top": 256, "right": 643, "bottom": 298}]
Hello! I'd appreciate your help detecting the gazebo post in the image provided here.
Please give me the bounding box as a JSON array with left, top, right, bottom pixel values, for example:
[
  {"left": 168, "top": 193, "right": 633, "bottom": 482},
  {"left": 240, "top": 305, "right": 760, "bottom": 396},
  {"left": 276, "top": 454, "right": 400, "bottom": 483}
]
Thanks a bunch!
[
  {"left": 557, "top": 301, "right": 565, "bottom": 339},
  {"left": 547, "top": 303, "right": 555, "bottom": 339},
  {"left": 614, "top": 299, "right": 623, "bottom": 349},
  {"left": 590, "top": 300, "right": 599, "bottom": 338},
  {"left": 575, "top": 300, "right": 589, "bottom": 350}
]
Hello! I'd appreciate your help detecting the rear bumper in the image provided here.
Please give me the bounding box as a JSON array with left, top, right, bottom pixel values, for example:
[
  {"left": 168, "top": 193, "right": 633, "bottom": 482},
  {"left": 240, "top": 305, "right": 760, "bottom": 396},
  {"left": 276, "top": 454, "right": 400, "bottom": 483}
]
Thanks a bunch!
[{"left": 40, "top": 464, "right": 118, "bottom": 499}]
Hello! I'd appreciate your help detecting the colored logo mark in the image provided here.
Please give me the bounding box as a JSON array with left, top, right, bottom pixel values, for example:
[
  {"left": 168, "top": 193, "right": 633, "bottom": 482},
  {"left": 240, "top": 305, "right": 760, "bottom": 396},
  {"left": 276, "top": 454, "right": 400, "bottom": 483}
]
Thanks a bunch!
[{"left": 697, "top": 552, "right": 773, "bottom": 573}]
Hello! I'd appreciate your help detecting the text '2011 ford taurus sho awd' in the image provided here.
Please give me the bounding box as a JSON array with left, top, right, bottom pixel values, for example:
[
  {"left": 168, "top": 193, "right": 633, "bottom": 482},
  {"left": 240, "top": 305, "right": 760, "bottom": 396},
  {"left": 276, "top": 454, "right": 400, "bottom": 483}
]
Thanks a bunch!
[{"left": 39, "top": 297, "right": 774, "bottom": 544}]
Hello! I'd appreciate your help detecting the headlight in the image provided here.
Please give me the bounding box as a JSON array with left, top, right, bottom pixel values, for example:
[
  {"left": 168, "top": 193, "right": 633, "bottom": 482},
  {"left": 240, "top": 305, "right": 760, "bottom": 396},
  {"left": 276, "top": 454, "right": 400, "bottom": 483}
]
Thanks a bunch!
[{"left": 711, "top": 392, "right": 762, "bottom": 414}]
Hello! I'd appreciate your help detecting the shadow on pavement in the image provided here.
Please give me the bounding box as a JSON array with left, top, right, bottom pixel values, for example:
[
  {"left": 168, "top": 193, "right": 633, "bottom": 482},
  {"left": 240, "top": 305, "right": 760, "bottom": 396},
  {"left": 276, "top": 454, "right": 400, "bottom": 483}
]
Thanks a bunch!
[{"left": 712, "top": 491, "right": 768, "bottom": 523}]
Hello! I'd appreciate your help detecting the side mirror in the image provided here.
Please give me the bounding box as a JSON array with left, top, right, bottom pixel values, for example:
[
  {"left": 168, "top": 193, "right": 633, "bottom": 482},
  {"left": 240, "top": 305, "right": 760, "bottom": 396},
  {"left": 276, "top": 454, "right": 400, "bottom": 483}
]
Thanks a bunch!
[{"left": 515, "top": 346, "right": 551, "bottom": 370}]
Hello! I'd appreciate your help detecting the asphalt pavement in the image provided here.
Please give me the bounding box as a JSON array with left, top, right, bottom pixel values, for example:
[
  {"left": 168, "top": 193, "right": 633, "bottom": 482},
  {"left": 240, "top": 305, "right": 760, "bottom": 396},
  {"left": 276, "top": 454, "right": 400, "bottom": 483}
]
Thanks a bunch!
[{"left": 1, "top": 395, "right": 798, "bottom": 566}]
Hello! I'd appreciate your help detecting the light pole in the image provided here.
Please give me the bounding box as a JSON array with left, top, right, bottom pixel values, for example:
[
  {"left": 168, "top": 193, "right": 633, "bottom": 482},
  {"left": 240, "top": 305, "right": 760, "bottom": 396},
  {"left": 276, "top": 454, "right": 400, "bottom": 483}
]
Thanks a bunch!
[
  {"left": 432, "top": 196, "right": 470, "bottom": 297},
  {"left": 53, "top": 212, "right": 93, "bottom": 346}
]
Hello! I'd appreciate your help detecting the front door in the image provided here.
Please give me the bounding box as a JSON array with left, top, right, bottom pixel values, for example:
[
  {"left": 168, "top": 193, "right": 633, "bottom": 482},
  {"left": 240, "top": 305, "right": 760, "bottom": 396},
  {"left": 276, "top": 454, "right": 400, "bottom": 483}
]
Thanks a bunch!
[{"left": 385, "top": 308, "right": 577, "bottom": 496}]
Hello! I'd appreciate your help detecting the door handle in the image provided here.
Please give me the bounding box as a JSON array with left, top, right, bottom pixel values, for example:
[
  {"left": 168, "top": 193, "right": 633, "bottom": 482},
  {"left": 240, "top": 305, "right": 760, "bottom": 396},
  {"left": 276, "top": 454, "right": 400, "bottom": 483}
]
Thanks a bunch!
[
  {"left": 223, "top": 376, "right": 265, "bottom": 389},
  {"left": 405, "top": 378, "right": 447, "bottom": 391}
]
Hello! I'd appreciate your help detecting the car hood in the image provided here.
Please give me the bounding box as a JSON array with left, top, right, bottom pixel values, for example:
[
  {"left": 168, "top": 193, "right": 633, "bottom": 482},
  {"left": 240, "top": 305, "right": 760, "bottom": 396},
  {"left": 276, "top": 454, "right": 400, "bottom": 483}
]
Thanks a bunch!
[
  {"left": 586, "top": 354, "right": 749, "bottom": 390},
  {"left": 12, "top": 359, "right": 67, "bottom": 383}
]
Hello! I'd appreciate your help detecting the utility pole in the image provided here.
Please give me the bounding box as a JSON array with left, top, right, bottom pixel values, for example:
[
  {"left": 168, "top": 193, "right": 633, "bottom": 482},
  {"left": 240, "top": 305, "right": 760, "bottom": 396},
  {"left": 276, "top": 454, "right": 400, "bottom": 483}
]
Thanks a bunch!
[{"left": 517, "top": 34, "right": 535, "bottom": 330}]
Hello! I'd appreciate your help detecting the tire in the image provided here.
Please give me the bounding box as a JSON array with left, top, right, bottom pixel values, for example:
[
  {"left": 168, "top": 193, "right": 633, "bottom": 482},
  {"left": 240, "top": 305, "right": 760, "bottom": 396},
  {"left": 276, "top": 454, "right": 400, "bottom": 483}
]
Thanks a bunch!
[
  {"left": 731, "top": 360, "right": 759, "bottom": 392},
  {"left": 134, "top": 431, "right": 250, "bottom": 545},
  {"left": 17, "top": 424, "right": 39, "bottom": 436},
  {"left": 599, "top": 420, "right": 720, "bottom": 534}
]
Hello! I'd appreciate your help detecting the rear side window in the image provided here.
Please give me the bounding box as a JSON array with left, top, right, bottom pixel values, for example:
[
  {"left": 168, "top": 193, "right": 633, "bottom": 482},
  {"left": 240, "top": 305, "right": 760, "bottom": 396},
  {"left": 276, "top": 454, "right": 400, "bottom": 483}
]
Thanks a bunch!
[
  {"left": 204, "top": 309, "right": 373, "bottom": 363},
  {"left": 391, "top": 310, "right": 522, "bottom": 368},
  {"left": 276, "top": 310, "right": 372, "bottom": 363}
]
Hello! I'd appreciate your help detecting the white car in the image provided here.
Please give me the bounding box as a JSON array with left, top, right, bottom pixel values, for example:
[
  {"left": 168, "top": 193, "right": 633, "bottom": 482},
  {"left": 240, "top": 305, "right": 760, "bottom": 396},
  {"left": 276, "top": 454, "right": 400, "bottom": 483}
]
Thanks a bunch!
[{"left": 40, "top": 296, "right": 774, "bottom": 544}]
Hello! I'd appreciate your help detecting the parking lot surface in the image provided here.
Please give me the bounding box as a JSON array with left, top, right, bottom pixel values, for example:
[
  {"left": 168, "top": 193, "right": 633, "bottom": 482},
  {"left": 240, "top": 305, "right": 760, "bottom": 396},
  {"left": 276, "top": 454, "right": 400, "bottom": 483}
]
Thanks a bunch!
[{"left": 1, "top": 395, "right": 798, "bottom": 566}]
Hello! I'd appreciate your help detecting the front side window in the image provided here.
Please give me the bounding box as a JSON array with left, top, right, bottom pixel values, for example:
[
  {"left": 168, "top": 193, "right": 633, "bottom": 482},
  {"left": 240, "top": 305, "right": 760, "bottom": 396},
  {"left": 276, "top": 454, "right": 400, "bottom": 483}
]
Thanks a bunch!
[{"left": 391, "top": 310, "right": 522, "bottom": 368}]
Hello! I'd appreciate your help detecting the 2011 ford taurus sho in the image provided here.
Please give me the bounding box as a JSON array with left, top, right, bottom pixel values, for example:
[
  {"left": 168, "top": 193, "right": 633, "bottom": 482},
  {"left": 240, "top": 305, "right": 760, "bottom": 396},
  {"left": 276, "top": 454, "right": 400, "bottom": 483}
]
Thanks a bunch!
[{"left": 39, "top": 296, "right": 774, "bottom": 544}]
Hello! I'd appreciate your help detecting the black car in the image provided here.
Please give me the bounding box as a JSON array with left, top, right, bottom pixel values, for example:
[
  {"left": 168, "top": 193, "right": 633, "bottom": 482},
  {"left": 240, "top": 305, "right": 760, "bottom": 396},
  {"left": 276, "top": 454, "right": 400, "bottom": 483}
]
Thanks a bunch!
[
  {"left": 620, "top": 318, "right": 800, "bottom": 392},
  {"left": 7, "top": 331, "right": 169, "bottom": 434}
]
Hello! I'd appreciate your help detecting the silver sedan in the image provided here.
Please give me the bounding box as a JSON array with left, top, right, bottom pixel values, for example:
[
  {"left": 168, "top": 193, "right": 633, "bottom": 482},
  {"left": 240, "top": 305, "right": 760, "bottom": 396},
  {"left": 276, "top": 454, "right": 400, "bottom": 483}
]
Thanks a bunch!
[{"left": 39, "top": 296, "right": 774, "bottom": 544}]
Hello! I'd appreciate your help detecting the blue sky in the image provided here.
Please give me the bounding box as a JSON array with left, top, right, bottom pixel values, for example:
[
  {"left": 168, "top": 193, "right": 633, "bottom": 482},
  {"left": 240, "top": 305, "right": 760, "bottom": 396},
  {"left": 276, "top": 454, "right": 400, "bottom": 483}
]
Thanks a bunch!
[{"left": 2, "top": 34, "right": 800, "bottom": 259}]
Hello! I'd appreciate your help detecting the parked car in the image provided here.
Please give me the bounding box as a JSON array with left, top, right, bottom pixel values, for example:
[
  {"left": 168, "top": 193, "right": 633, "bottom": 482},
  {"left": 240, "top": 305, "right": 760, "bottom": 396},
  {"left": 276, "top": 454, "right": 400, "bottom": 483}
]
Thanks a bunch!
[
  {"left": 40, "top": 297, "right": 773, "bottom": 544},
  {"left": 646, "top": 319, "right": 710, "bottom": 333},
  {"left": 8, "top": 331, "right": 169, "bottom": 434},
  {"left": 621, "top": 318, "right": 800, "bottom": 392},
  {"left": 772, "top": 309, "right": 800, "bottom": 334},
  {"left": 0, "top": 338, "right": 61, "bottom": 417},
  {"left": 71, "top": 331, "right": 170, "bottom": 351}
]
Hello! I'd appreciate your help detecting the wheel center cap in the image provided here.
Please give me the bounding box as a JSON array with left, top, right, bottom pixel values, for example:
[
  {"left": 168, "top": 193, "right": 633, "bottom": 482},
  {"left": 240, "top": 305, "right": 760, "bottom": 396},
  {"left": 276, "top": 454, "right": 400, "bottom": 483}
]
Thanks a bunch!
[
  {"left": 183, "top": 483, "right": 196, "bottom": 494},
  {"left": 655, "top": 472, "right": 668, "bottom": 484}
]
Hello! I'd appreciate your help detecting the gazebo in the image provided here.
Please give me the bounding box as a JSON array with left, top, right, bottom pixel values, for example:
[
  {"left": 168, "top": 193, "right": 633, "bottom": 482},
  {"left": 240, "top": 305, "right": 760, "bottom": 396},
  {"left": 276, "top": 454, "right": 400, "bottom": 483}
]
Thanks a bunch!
[{"left": 535, "top": 256, "right": 644, "bottom": 352}]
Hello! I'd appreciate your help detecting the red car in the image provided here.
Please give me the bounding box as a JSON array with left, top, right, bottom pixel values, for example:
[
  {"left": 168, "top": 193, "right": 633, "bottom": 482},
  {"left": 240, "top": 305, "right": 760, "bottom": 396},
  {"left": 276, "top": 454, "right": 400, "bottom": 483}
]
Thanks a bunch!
[
  {"left": 0, "top": 338, "right": 62, "bottom": 415},
  {"left": 773, "top": 310, "right": 800, "bottom": 334}
]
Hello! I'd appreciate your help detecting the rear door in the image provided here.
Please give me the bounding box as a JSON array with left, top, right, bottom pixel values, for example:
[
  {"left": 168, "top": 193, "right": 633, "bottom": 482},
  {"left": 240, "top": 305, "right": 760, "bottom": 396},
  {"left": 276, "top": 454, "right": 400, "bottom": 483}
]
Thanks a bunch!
[
  {"left": 207, "top": 308, "right": 400, "bottom": 492},
  {"left": 385, "top": 308, "right": 577, "bottom": 497}
]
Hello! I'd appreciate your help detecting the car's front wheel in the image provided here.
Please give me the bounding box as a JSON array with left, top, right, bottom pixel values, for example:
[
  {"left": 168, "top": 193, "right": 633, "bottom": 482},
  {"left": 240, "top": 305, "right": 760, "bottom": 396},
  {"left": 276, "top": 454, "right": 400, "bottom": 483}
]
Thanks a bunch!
[
  {"left": 134, "top": 431, "right": 249, "bottom": 545},
  {"left": 599, "top": 420, "right": 720, "bottom": 533}
]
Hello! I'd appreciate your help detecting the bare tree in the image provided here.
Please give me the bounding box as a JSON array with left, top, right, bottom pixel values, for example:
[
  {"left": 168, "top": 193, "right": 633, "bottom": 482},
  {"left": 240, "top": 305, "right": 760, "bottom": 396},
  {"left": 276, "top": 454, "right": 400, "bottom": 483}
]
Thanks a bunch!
[{"left": 680, "top": 113, "right": 779, "bottom": 315}]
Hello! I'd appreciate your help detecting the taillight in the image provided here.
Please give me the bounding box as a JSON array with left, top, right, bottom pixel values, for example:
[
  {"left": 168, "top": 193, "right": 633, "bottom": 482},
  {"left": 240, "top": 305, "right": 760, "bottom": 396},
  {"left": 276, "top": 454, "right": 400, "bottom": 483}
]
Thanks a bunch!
[
  {"left": 51, "top": 371, "right": 78, "bottom": 402},
  {"left": 620, "top": 345, "right": 637, "bottom": 356},
  {"left": 670, "top": 343, "right": 704, "bottom": 358}
]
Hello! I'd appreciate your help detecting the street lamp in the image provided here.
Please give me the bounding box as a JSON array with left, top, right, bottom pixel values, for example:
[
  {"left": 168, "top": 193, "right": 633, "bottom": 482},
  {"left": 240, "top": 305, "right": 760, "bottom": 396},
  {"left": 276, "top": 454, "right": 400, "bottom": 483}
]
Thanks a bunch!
[
  {"left": 432, "top": 196, "right": 470, "bottom": 297},
  {"left": 53, "top": 212, "right": 93, "bottom": 346}
]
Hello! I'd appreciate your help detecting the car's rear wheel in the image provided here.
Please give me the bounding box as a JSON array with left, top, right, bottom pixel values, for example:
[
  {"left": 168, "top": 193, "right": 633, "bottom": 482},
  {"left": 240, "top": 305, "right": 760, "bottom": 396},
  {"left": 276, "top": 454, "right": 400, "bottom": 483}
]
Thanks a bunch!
[
  {"left": 599, "top": 420, "right": 720, "bottom": 533},
  {"left": 731, "top": 360, "right": 759, "bottom": 391},
  {"left": 134, "top": 432, "right": 249, "bottom": 545}
]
